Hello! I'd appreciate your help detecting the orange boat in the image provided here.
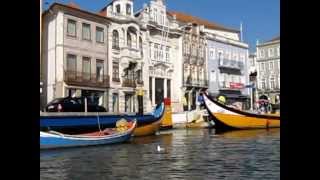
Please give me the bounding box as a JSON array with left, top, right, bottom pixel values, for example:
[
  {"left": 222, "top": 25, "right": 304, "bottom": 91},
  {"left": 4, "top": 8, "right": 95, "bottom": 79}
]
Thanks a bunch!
[
  {"left": 202, "top": 93, "right": 280, "bottom": 130},
  {"left": 133, "top": 117, "right": 162, "bottom": 137}
]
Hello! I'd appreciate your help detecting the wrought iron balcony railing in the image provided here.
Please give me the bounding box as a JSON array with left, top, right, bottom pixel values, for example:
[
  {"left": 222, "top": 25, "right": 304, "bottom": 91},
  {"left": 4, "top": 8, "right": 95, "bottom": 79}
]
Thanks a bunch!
[
  {"left": 122, "top": 78, "right": 136, "bottom": 88},
  {"left": 64, "top": 70, "right": 110, "bottom": 88}
]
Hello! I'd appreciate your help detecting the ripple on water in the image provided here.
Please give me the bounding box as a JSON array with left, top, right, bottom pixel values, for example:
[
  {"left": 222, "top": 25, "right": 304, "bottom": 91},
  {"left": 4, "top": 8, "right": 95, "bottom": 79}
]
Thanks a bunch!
[{"left": 40, "top": 128, "right": 280, "bottom": 180}]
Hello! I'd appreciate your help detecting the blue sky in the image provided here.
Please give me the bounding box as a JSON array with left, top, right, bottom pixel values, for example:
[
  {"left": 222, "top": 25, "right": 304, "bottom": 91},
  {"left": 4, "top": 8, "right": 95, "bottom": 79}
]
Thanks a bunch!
[{"left": 43, "top": 0, "right": 279, "bottom": 53}]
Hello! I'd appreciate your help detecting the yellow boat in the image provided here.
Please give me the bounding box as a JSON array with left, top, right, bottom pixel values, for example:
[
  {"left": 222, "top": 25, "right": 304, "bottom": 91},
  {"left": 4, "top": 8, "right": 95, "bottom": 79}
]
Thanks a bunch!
[
  {"left": 203, "top": 94, "right": 280, "bottom": 130},
  {"left": 133, "top": 117, "right": 162, "bottom": 137}
]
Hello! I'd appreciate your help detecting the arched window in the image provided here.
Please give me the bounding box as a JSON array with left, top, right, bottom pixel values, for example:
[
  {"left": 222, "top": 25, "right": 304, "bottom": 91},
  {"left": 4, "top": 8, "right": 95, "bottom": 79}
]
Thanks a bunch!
[
  {"left": 112, "top": 30, "right": 119, "bottom": 49},
  {"left": 116, "top": 4, "right": 120, "bottom": 14},
  {"left": 127, "top": 32, "right": 132, "bottom": 48},
  {"left": 126, "top": 4, "right": 131, "bottom": 15}
]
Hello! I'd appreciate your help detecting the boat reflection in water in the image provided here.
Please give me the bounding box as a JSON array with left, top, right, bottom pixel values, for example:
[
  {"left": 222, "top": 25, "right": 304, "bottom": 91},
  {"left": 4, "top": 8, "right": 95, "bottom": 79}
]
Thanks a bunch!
[{"left": 217, "top": 128, "right": 280, "bottom": 139}]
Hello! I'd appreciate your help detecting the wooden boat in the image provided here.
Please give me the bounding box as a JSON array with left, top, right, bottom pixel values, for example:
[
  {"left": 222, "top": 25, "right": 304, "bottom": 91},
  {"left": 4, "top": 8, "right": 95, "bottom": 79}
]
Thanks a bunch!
[
  {"left": 202, "top": 93, "right": 280, "bottom": 130},
  {"left": 40, "top": 103, "right": 165, "bottom": 136},
  {"left": 40, "top": 120, "right": 137, "bottom": 149},
  {"left": 172, "top": 110, "right": 214, "bottom": 129},
  {"left": 133, "top": 116, "right": 162, "bottom": 136}
]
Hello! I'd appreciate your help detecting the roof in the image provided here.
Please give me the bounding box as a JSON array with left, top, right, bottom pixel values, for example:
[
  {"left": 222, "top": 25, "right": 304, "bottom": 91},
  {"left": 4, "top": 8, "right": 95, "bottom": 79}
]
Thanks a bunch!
[
  {"left": 168, "top": 11, "right": 240, "bottom": 33},
  {"left": 43, "top": 3, "right": 111, "bottom": 22},
  {"left": 67, "top": 2, "right": 80, "bottom": 9},
  {"left": 265, "top": 35, "right": 280, "bottom": 43}
]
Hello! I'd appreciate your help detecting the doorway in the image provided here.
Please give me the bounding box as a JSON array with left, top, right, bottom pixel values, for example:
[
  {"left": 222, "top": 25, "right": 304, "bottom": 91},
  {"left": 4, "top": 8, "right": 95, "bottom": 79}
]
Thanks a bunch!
[{"left": 155, "top": 78, "right": 164, "bottom": 105}]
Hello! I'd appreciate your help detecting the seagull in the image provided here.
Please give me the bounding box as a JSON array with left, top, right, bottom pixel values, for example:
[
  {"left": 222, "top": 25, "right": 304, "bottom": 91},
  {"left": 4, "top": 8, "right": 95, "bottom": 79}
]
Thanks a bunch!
[{"left": 157, "top": 145, "right": 165, "bottom": 152}]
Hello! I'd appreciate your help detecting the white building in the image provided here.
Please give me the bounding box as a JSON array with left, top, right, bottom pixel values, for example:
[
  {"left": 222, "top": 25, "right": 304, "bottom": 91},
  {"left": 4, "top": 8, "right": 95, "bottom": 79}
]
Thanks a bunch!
[
  {"left": 256, "top": 36, "right": 280, "bottom": 106},
  {"left": 135, "top": 0, "right": 182, "bottom": 112},
  {"left": 99, "top": 0, "right": 145, "bottom": 113}
]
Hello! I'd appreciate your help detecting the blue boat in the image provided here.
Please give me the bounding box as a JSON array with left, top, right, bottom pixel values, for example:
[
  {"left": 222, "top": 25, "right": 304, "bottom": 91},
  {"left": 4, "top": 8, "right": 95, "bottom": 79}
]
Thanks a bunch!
[
  {"left": 40, "top": 103, "right": 164, "bottom": 133},
  {"left": 40, "top": 120, "right": 137, "bottom": 149}
]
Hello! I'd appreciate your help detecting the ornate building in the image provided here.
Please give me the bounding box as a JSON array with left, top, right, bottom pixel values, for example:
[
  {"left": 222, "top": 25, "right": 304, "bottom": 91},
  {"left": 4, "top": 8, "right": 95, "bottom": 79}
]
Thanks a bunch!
[
  {"left": 135, "top": 0, "right": 181, "bottom": 112},
  {"left": 99, "top": 0, "right": 145, "bottom": 113}
]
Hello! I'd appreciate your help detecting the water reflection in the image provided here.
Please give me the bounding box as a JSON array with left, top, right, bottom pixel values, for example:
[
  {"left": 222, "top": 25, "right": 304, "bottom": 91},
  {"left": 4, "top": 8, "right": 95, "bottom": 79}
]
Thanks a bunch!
[{"left": 41, "top": 128, "right": 280, "bottom": 180}]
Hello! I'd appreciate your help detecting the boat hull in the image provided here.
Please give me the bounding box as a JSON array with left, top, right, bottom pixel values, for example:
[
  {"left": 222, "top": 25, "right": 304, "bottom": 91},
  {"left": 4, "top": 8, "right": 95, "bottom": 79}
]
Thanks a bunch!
[
  {"left": 40, "top": 121, "right": 136, "bottom": 149},
  {"left": 203, "top": 94, "right": 280, "bottom": 130},
  {"left": 133, "top": 118, "right": 161, "bottom": 136},
  {"left": 40, "top": 103, "right": 165, "bottom": 135}
]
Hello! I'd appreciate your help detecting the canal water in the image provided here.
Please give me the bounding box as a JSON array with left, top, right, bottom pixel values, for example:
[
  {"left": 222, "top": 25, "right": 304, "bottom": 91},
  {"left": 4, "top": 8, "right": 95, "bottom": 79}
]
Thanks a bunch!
[{"left": 40, "top": 128, "right": 280, "bottom": 180}]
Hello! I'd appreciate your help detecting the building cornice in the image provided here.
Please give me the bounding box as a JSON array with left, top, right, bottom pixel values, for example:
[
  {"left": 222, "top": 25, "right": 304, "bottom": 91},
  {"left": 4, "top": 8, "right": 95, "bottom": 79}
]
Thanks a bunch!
[{"left": 206, "top": 33, "right": 249, "bottom": 49}]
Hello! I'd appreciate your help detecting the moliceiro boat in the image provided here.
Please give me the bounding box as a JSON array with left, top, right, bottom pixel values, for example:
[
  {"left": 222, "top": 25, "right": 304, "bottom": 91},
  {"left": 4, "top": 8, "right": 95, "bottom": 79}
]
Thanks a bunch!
[
  {"left": 40, "top": 103, "right": 165, "bottom": 137},
  {"left": 202, "top": 93, "right": 280, "bottom": 130},
  {"left": 40, "top": 119, "right": 137, "bottom": 149}
]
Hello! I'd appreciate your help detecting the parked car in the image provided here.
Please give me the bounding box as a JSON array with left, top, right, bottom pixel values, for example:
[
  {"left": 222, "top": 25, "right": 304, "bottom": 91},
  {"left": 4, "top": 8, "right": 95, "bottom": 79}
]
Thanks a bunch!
[{"left": 44, "top": 97, "right": 107, "bottom": 112}]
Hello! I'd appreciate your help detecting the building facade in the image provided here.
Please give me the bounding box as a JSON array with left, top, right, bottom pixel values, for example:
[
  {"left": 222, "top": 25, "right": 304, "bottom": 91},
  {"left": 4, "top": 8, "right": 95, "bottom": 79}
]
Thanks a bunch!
[
  {"left": 41, "top": 3, "right": 110, "bottom": 109},
  {"left": 256, "top": 36, "right": 280, "bottom": 107},
  {"left": 169, "top": 12, "right": 209, "bottom": 111},
  {"left": 41, "top": 0, "right": 253, "bottom": 112},
  {"left": 206, "top": 28, "right": 250, "bottom": 109},
  {"left": 135, "top": 0, "right": 181, "bottom": 112},
  {"left": 100, "top": 0, "right": 145, "bottom": 113}
]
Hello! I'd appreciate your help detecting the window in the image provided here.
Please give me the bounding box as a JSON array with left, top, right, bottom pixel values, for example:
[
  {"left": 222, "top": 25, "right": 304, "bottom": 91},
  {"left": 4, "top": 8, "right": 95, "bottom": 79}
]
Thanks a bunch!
[
  {"left": 67, "top": 19, "right": 76, "bottom": 37},
  {"left": 260, "top": 49, "right": 265, "bottom": 58},
  {"left": 96, "top": 60, "right": 104, "bottom": 82},
  {"left": 277, "top": 46, "right": 280, "bottom": 57},
  {"left": 261, "top": 62, "right": 265, "bottom": 71},
  {"left": 96, "top": 27, "right": 104, "bottom": 43},
  {"left": 159, "top": 45, "right": 164, "bottom": 61},
  {"left": 154, "top": 44, "right": 158, "bottom": 60},
  {"left": 269, "top": 61, "right": 274, "bottom": 71},
  {"left": 82, "top": 57, "right": 91, "bottom": 80},
  {"left": 269, "top": 48, "right": 274, "bottom": 57},
  {"left": 127, "top": 32, "right": 132, "bottom": 48},
  {"left": 149, "top": 42, "right": 152, "bottom": 59},
  {"left": 112, "top": 93, "right": 119, "bottom": 113},
  {"left": 126, "top": 4, "right": 131, "bottom": 15},
  {"left": 261, "top": 78, "right": 266, "bottom": 89},
  {"left": 270, "top": 76, "right": 275, "bottom": 89},
  {"left": 160, "top": 11, "right": 164, "bottom": 25},
  {"left": 82, "top": 23, "right": 91, "bottom": 40},
  {"left": 112, "top": 30, "right": 119, "bottom": 49},
  {"left": 166, "top": 46, "right": 170, "bottom": 62},
  {"left": 66, "top": 54, "right": 76, "bottom": 73},
  {"left": 139, "top": 37, "right": 143, "bottom": 56},
  {"left": 116, "top": 4, "right": 120, "bottom": 14},
  {"left": 112, "top": 61, "right": 119, "bottom": 81},
  {"left": 154, "top": 9, "right": 157, "bottom": 22}
]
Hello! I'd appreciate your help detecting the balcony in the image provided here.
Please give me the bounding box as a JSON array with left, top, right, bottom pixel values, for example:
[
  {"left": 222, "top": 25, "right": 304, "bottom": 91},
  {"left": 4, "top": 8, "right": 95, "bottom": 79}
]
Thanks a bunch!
[
  {"left": 219, "top": 59, "right": 244, "bottom": 70},
  {"left": 64, "top": 71, "right": 110, "bottom": 88},
  {"left": 112, "top": 77, "right": 120, "bottom": 82},
  {"left": 184, "top": 76, "right": 208, "bottom": 88},
  {"left": 137, "top": 79, "right": 144, "bottom": 85},
  {"left": 219, "top": 81, "right": 244, "bottom": 90},
  {"left": 120, "top": 47, "right": 142, "bottom": 60},
  {"left": 122, "top": 78, "right": 136, "bottom": 88}
]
